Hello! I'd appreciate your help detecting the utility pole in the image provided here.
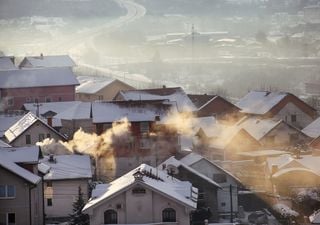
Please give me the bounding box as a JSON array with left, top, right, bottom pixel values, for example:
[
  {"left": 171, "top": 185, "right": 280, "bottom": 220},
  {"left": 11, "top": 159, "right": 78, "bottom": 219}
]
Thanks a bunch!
[{"left": 230, "top": 184, "right": 233, "bottom": 223}]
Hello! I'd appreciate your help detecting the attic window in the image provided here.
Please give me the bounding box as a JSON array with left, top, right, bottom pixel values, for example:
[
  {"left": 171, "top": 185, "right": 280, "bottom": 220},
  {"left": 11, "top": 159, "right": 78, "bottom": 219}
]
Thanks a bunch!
[
  {"left": 132, "top": 186, "right": 146, "bottom": 194},
  {"left": 291, "top": 114, "right": 297, "bottom": 122}
]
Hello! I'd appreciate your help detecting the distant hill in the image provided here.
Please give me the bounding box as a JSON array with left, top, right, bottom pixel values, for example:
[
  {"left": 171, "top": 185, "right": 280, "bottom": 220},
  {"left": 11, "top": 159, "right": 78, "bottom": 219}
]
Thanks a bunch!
[{"left": 0, "top": 0, "right": 126, "bottom": 19}]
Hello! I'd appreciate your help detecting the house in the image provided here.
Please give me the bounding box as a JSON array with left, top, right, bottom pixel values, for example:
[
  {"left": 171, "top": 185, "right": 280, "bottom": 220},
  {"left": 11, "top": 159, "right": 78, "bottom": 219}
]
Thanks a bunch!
[
  {"left": 4, "top": 112, "right": 66, "bottom": 147},
  {"left": 114, "top": 87, "right": 196, "bottom": 112},
  {"left": 236, "top": 91, "right": 318, "bottom": 129},
  {"left": 0, "top": 67, "right": 79, "bottom": 111},
  {"left": 19, "top": 54, "right": 76, "bottom": 69},
  {"left": 235, "top": 116, "right": 310, "bottom": 148},
  {"left": 24, "top": 101, "right": 93, "bottom": 139},
  {"left": 194, "top": 120, "right": 261, "bottom": 161},
  {"left": 309, "top": 209, "right": 320, "bottom": 224},
  {"left": 82, "top": 164, "right": 197, "bottom": 225},
  {"left": 188, "top": 94, "right": 240, "bottom": 121},
  {"left": 158, "top": 156, "right": 221, "bottom": 223},
  {"left": 0, "top": 56, "right": 16, "bottom": 70},
  {"left": 92, "top": 100, "right": 180, "bottom": 180},
  {"left": 266, "top": 154, "right": 320, "bottom": 196},
  {"left": 76, "top": 76, "right": 135, "bottom": 101},
  {"left": 180, "top": 152, "right": 242, "bottom": 221},
  {"left": 0, "top": 146, "right": 44, "bottom": 225},
  {"left": 40, "top": 154, "right": 92, "bottom": 221}
]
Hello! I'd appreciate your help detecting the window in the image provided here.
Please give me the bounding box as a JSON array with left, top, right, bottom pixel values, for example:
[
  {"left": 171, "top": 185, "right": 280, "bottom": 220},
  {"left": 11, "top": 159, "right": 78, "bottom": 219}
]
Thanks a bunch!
[
  {"left": 0, "top": 213, "right": 15, "bottom": 225},
  {"left": 39, "top": 134, "right": 45, "bottom": 142},
  {"left": 162, "top": 208, "right": 176, "bottom": 222},
  {"left": 7, "top": 97, "right": 14, "bottom": 107},
  {"left": 8, "top": 213, "right": 15, "bottom": 225},
  {"left": 25, "top": 135, "right": 31, "bottom": 145},
  {"left": 46, "top": 133, "right": 51, "bottom": 138},
  {"left": 46, "top": 181, "right": 52, "bottom": 188},
  {"left": 98, "top": 95, "right": 103, "bottom": 100},
  {"left": 0, "top": 185, "right": 15, "bottom": 198},
  {"left": 58, "top": 97, "right": 62, "bottom": 102},
  {"left": 26, "top": 97, "right": 33, "bottom": 103},
  {"left": 104, "top": 210, "right": 117, "bottom": 224},
  {"left": 221, "top": 202, "right": 226, "bottom": 207},
  {"left": 132, "top": 186, "right": 146, "bottom": 194},
  {"left": 198, "top": 188, "right": 205, "bottom": 200},
  {"left": 213, "top": 174, "right": 227, "bottom": 183},
  {"left": 45, "top": 97, "right": 51, "bottom": 102},
  {"left": 291, "top": 114, "right": 297, "bottom": 122},
  {"left": 140, "top": 122, "right": 149, "bottom": 134},
  {"left": 47, "top": 198, "right": 52, "bottom": 207}
]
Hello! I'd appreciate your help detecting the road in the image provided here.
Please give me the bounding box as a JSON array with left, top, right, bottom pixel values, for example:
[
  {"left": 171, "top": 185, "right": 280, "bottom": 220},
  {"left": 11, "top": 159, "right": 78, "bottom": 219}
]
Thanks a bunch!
[{"left": 50, "top": 0, "right": 146, "bottom": 59}]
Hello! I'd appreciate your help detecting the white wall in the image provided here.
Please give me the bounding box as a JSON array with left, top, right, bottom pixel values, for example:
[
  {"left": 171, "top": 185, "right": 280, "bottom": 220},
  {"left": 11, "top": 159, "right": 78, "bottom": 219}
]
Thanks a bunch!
[
  {"left": 189, "top": 159, "right": 238, "bottom": 215},
  {"left": 276, "top": 102, "right": 314, "bottom": 129},
  {"left": 86, "top": 183, "right": 192, "bottom": 225},
  {"left": 44, "top": 179, "right": 89, "bottom": 218}
]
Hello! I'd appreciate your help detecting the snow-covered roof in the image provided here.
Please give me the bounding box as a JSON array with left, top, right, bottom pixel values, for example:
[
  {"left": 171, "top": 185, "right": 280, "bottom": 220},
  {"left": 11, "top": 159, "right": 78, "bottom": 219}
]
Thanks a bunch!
[
  {"left": 0, "top": 140, "right": 11, "bottom": 147},
  {"left": 187, "top": 94, "right": 217, "bottom": 109},
  {"left": 236, "top": 91, "right": 287, "bottom": 115},
  {"left": 0, "top": 155, "right": 41, "bottom": 184},
  {"left": 91, "top": 183, "right": 110, "bottom": 198},
  {"left": 310, "top": 209, "right": 320, "bottom": 224},
  {"left": 180, "top": 152, "right": 242, "bottom": 183},
  {"left": 92, "top": 101, "right": 174, "bottom": 123},
  {"left": 0, "top": 67, "right": 79, "bottom": 89},
  {"left": 54, "top": 102, "right": 92, "bottom": 120},
  {"left": 4, "top": 112, "right": 65, "bottom": 143},
  {"left": 272, "top": 167, "right": 320, "bottom": 179},
  {"left": 20, "top": 55, "right": 76, "bottom": 68},
  {"left": 267, "top": 154, "right": 320, "bottom": 176},
  {"left": 0, "top": 114, "right": 25, "bottom": 137},
  {"left": 180, "top": 152, "right": 203, "bottom": 166},
  {"left": 235, "top": 117, "right": 283, "bottom": 141},
  {"left": 83, "top": 164, "right": 197, "bottom": 212},
  {"left": 117, "top": 87, "right": 196, "bottom": 112},
  {"left": 0, "top": 146, "right": 40, "bottom": 164},
  {"left": 41, "top": 154, "right": 92, "bottom": 180},
  {"left": 0, "top": 57, "right": 17, "bottom": 70},
  {"left": 4, "top": 112, "right": 38, "bottom": 143},
  {"left": 76, "top": 76, "right": 116, "bottom": 94},
  {"left": 158, "top": 156, "right": 221, "bottom": 188},
  {"left": 302, "top": 117, "right": 320, "bottom": 138}
]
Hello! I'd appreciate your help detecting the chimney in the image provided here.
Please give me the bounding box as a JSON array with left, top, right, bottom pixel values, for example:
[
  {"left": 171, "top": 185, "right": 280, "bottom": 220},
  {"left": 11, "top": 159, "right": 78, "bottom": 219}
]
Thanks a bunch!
[
  {"left": 47, "top": 117, "right": 52, "bottom": 127},
  {"left": 49, "top": 154, "right": 56, "bottom": 163},
  {"left": 40, "top": 53, "right": 44, "bottom": 59},
  {"left": 155, "top": 115, "right": 160, "bottom": 121},
  {"left": 162, "top": 85, "right": 166, "bottom": 88}
]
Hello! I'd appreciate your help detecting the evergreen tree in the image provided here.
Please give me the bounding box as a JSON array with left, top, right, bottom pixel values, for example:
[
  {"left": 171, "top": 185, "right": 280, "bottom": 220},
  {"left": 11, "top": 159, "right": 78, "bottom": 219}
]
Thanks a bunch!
[{"left": 69, "top": 186, "right": 89, "bottom": 225}]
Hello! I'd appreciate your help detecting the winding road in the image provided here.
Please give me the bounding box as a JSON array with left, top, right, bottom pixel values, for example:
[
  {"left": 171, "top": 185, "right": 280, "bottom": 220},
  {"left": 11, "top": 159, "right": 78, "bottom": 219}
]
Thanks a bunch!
[{"left": 50, "top": 0, "right": 146, "bottom": 59}]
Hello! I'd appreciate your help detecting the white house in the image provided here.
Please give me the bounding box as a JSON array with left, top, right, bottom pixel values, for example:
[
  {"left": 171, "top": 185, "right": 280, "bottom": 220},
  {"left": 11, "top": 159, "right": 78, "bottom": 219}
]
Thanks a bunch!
[
  {"left": 83, "top": 164, "right": 197, "bottom": 225},
  {"left": 40, "top": 154, "right": 93, "bottom": 220},
  {"left": 180, "top": 152, "right": 241, "bottom": 221},
  {"left": 4, "top": 112, "right": 66, "bottom": 147},
  {"left": 236, "top": 91, "right": 317, "bottom": 129}
]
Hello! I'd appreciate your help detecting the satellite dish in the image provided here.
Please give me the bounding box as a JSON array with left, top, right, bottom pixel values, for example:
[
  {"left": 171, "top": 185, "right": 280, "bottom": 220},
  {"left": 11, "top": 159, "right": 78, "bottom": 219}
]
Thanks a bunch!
[{"left": 166, "top": 164, "right": 179, "bottom": 175}]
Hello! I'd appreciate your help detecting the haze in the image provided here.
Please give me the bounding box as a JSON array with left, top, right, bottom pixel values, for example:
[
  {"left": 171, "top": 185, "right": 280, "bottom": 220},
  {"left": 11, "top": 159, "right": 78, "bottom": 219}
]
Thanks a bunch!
[{"left": 1, "top": 0, "right": 320, "bottom": 99}]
